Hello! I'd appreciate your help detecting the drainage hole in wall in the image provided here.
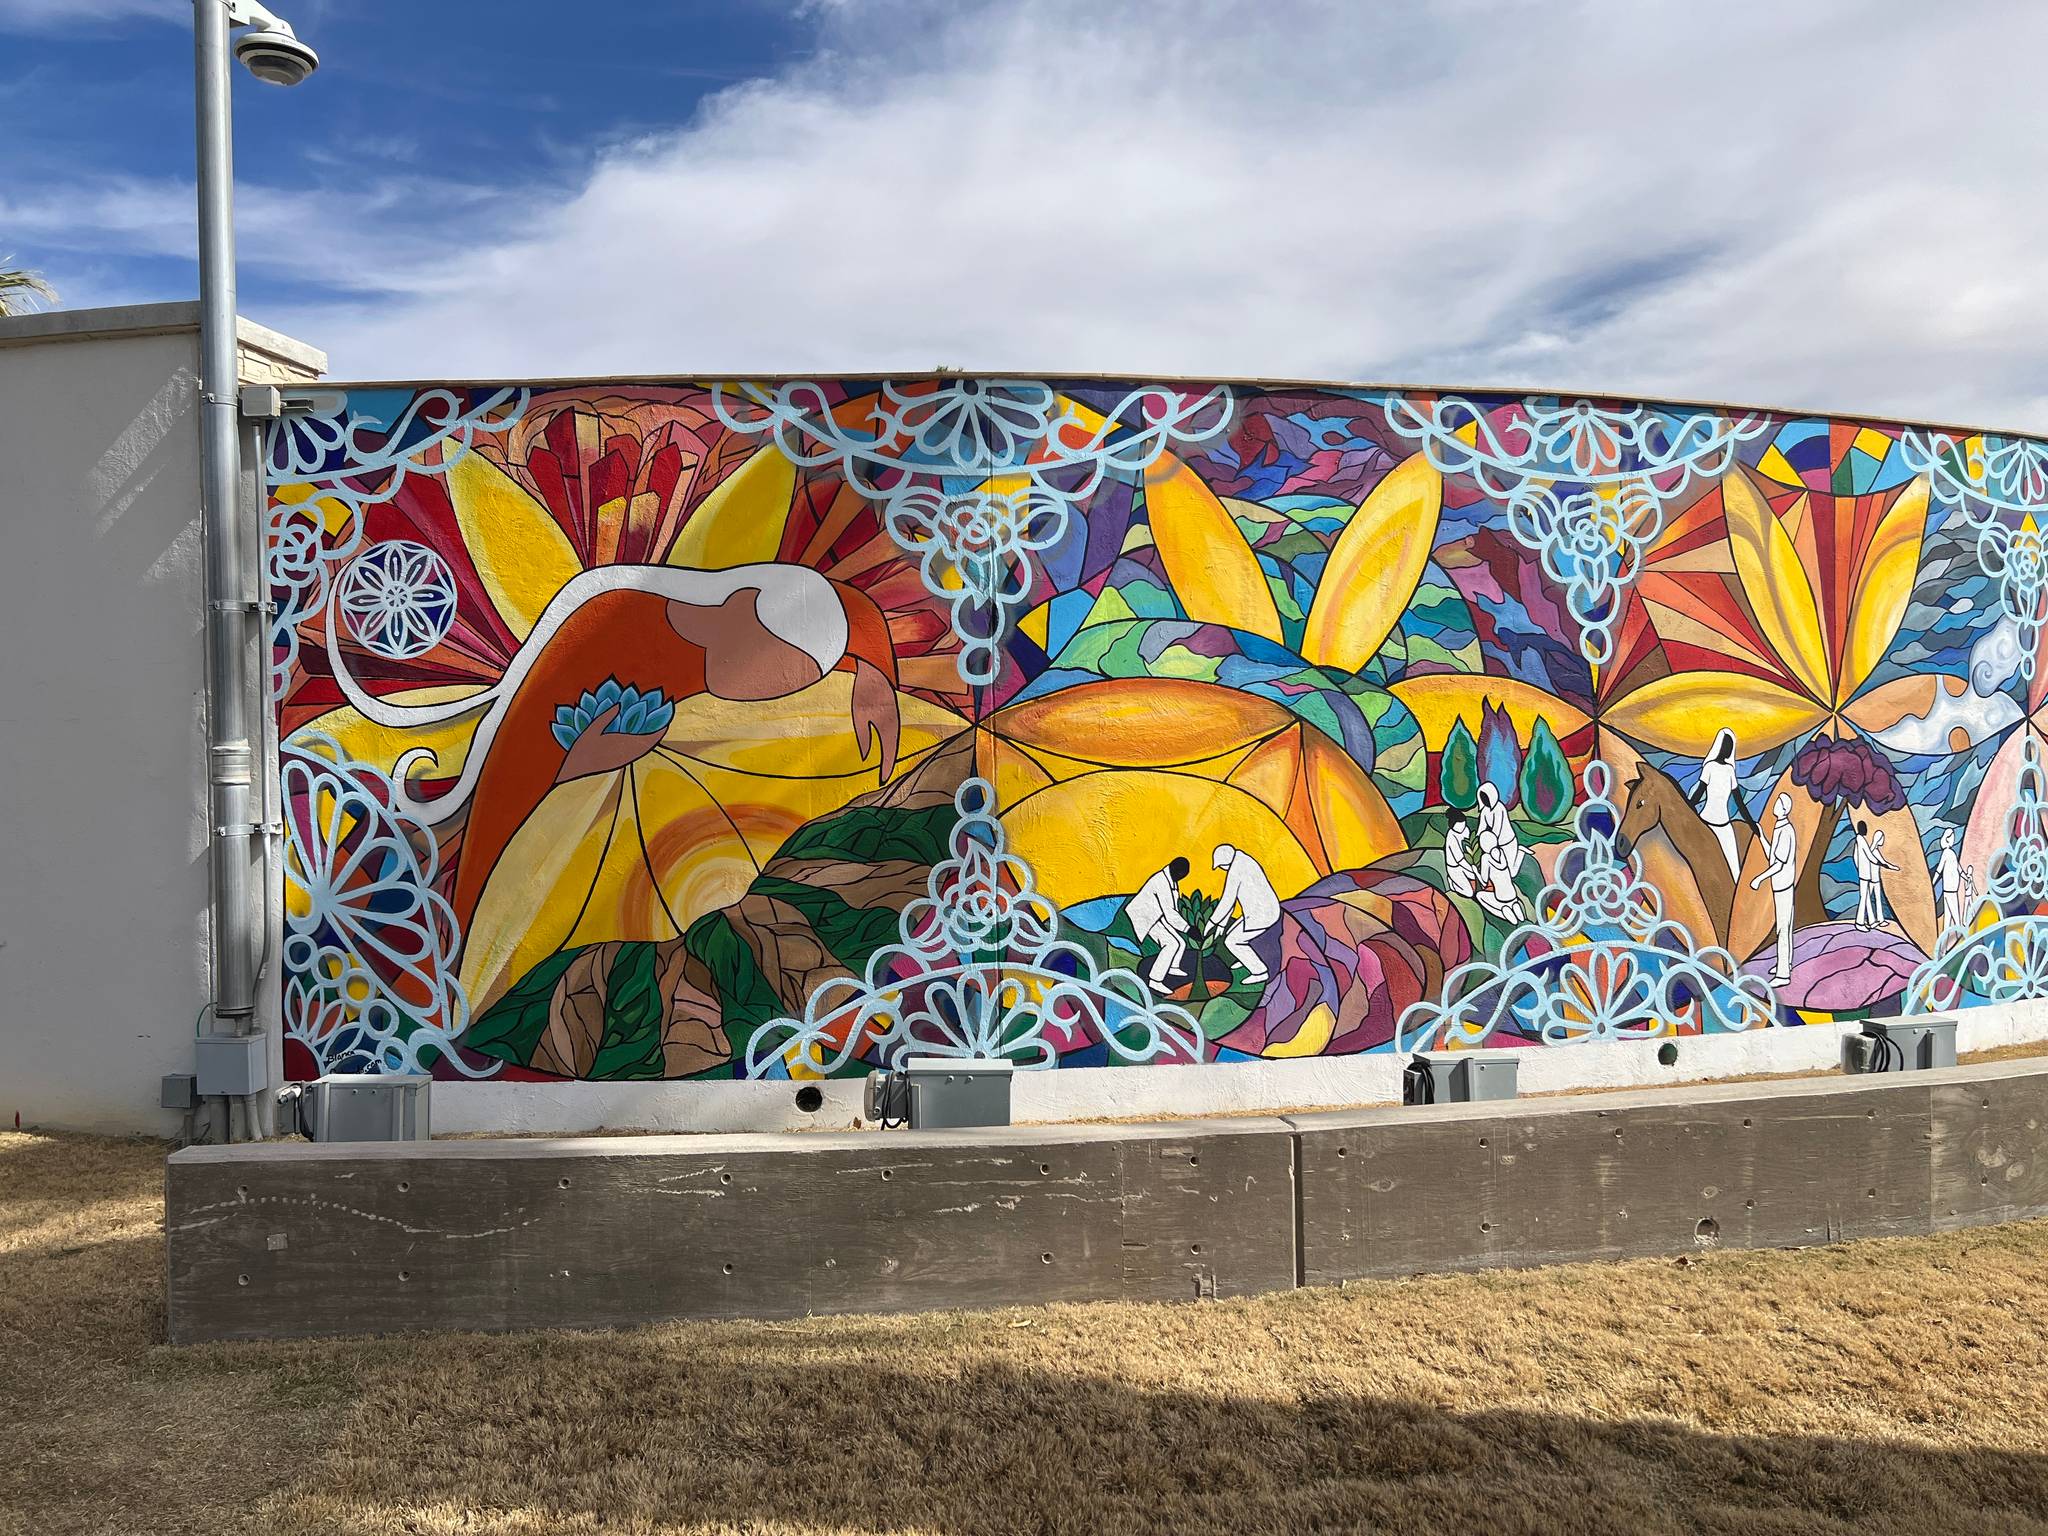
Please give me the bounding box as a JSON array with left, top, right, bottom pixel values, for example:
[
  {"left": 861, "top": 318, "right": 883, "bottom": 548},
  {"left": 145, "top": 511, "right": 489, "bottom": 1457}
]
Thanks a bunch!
[
  {"left": 795, "top": 1085, "right": 825, "bottom": 1114},
  {"left": 1658, "top": 1042, "right": 1679, "bottom": 1066},
  {"left": 1695, "top": 1217, "right": 1719, "bottom": 1241},
  {"left": 1041, "top": 1252, "right": 1053, "bottom": 1264},
  {"left": 236, "top": 1274, "right": 249, "bottom": 1287}
]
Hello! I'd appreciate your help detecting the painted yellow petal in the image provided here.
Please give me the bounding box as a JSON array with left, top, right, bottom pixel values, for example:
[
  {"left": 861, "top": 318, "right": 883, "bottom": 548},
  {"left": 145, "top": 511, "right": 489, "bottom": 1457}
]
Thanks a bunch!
[
  {"left": 446, "top": 450, "right": 582, "bottom": 640},
  {"left": 1839, "top": 475, "right": 1930, "bottom": 701},
  {"left": 1144, "top": 454, "right": 1284, "bottom": 642},
  {"left": 1003, "top": 772, "right": 1321, "bottom": 908},
  {"left": 1603, "top": 670, "right": 1826, "bottom": 756},
  {"left": 990, "top": 677, "right": 1298, "bottom": 766},
  {"left": 292, "top": 687, "right": 491, "bottom": 779},
  {"left": 1301, "top": 454, "right": 1442, "bottom": 672},
  {"left": 458, "top": 774, "right": 619, "bottom": 1014},
  {"left": 1387, "top": 674, "right": 1590, "bottom": 751},
  {"left": 1301, "top": 727, "right": 1408, "bottom": 866},
  {"left": 666, "top": 444, "right": 797, "bottom": 569},
  {"left": 658, "top": 671, "right": 968, "bottom": 778},
  {"left": 1721, "top": 466, "right": 1831, "bottom": 704}
]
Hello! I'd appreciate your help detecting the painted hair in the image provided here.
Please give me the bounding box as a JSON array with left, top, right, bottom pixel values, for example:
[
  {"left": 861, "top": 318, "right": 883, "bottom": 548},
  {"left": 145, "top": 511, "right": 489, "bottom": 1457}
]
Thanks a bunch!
[{"left": 1168, "top": 856, "right": 1191, "bottom": 881}]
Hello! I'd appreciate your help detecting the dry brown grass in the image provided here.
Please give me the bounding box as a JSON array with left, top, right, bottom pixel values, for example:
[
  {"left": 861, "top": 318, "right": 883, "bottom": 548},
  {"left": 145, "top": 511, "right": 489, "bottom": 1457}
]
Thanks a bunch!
[{"left": 5, "top": 1127, "right": 2048, "bottom": 1535}]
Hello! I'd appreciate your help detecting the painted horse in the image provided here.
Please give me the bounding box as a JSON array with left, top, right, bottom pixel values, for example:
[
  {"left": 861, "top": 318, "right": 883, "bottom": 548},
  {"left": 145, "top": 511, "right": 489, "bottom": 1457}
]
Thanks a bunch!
[{"left": 1614, "top": 762, "right": 1755, "bottom": 951}]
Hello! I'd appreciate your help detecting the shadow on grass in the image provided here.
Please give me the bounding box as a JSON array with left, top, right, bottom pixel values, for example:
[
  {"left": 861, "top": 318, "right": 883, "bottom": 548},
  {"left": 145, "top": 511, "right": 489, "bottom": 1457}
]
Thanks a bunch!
[{"left": 290, "top": 1333, "right": 2048, "bottom": 1536}]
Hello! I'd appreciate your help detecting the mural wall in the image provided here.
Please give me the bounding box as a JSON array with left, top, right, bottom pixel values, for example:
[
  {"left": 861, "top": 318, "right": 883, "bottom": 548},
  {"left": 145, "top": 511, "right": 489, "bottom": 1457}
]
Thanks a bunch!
[{"left": 264, "top": 379, "right": 2048, "bottom": 1084}]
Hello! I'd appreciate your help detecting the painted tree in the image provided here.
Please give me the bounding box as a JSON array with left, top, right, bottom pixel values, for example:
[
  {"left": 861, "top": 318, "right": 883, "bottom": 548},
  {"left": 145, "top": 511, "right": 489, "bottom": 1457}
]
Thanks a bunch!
[
  {"left": 1441, "top": 717, "right": 1479, "bottom": 809},
  {"left": 1477, "top": 698, "right": 1522, "bottom": 807},
  {"left": 1519, "top": 716, "right": 1573, "bottom": 823},
  {"left": 1788, "top": 734, "right": 1908, "bottom": 925}
]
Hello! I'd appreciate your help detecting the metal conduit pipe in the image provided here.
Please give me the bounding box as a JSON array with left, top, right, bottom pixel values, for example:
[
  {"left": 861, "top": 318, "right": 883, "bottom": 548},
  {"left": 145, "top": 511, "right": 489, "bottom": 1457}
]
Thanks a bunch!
[{"left": 194, "top": 0, "right": 261, "bottom": 1026}]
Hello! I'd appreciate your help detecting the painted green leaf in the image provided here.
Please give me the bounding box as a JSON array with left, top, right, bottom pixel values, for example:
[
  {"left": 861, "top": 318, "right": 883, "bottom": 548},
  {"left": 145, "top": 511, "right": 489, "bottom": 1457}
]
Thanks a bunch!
[
  {"left": 588, "top": 942, "right": 666, "bottom": 1080},
  {"left": 463, "top": 947, "right": 581, "bottom": 1066},
  {"left": 775, "top": 802, "right": 957, "bottom": 867}
]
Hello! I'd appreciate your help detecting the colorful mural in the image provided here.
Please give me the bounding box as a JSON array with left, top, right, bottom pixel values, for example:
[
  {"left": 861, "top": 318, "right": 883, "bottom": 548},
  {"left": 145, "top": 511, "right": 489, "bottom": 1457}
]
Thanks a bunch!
[{"left": 263, "top": 380, "right": 2048, "bottom": 1083}]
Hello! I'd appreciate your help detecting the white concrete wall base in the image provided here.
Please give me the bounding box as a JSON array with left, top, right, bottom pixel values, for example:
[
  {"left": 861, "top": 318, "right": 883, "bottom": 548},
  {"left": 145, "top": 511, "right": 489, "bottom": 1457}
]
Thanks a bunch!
[{"left": 425, "top": 997, "right": 2048, "bottom": 1136}]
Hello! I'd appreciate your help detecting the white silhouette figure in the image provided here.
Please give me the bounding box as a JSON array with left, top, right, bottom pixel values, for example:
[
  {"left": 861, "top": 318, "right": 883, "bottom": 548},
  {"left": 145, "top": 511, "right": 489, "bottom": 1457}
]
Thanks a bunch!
[
  {"left": 1209, "top": 843, "right": 1281, "bottom": 987},
  {"left": 1124, "top": 856, "right": 1192, "bottom": 995},
  {"left": 1936, "top": 828, "right": 1964, "bottom": 931},
  {"left": 1749, "top": 792, "right": 1799, "bottom": 985}
]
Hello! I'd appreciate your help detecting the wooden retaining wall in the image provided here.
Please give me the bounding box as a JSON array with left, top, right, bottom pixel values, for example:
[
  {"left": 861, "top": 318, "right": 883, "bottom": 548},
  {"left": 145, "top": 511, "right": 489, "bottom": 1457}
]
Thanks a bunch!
[{"left": 165, "top": 1059, "right": 2048, "bottom": 1343}]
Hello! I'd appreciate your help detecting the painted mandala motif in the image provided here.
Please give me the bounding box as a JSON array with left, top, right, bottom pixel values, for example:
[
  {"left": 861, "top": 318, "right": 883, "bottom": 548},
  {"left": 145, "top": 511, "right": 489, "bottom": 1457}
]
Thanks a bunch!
[
  {"left": 1383, "top": 395, "right": 1766, "bottom": 664},
  {"left": 744, "top": 778, "right": 1207, "bottom": 1075},
  {"left": 279, "top": 733, "right": 490, "bottom": 1079},
  {"left": 1400, "top": 763, "right": 1777, "bottom": 1049},
  {"left": 335, "top": 540, "right": 459, "bottom": 660},
  {"left": 713, "top": 378, "right": 1234, "bottom": 686}
]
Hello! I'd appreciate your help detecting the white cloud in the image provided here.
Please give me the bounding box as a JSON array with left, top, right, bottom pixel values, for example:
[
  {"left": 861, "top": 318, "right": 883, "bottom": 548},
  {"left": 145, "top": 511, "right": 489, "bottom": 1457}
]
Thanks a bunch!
[{"left": 41, "top": 0, "right": 2048, "bottom": 429}]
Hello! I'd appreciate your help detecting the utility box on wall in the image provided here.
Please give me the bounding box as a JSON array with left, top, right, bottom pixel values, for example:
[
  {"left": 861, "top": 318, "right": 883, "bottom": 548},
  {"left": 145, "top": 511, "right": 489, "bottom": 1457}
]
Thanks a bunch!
[
  {"left": 1845, "top": 1016, "right": 1959, "bottom": 1074},
  {"left": 293, "top": 1073, "right": 432, "bottom": 1142},
  {"left": 865, "top": 1058, "right": 1015, "bottom": 1129},
  {"left": 1404, "top": 1051, "right": 1521, "bottom": 1105}
]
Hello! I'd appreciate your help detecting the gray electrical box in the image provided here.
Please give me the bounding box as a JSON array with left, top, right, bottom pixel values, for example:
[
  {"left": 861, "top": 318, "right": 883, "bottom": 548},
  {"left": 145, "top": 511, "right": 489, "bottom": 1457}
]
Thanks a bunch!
[
  {"left": 865, "top": 1057, "right": 1014, "bottom": 1129},
  {"left": 1844, "top": 1015, "right": 1958, "bottom": 1074},
  {"left": 160, "top": 1072, "right": 198, "bottom": 1111},
  {"left": 1404, "top": 1050, "right": 1520, "bottom": 1104},
  {"left": 296, "top": 1073, "right": 432, "bottom": 1142},
  {"left": 195, "top": 1032, "right": 270, "bottom": 1096}
]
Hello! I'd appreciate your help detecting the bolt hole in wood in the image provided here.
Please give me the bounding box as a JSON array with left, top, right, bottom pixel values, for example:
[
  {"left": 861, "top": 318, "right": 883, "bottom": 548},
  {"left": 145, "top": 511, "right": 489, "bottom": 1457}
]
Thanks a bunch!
[
  {"left": 1745, "top": 1199, "right": 1755, "bottom": 1210},
  {"left": 1039, "top": 1163, "right": 1051, "bottom": 1175},
  {"left": 1041, "top": 1252, "right": 1054, "bottom": 1264},
  {"left": 723, "top": 1263, "right": 734, "bottom": 1275},
  {"left": 1480, "top": 1221, "right": 1493, "bottom": 1234},
  {"left": 397, "top": 1180, "right": 410, "bottom": 1193},
  {"left": 1479, "top": 1137, "right": 1489, "bottom": 1148},
  {"left": 881, "top": 1169, "right": 894, "bottom": 1182},
  {"left": 236, "top": 1274, "right": 249, "bottom": 1287},
  {"left": 1191, "top": 1243, "right": 1203, "bottom": 1254},
  {"left": 236, "top": 1185, "right": 247, "bottom": 1199},
  {"left": 398, "top": 1269, "right": 410, "bottom": 1282},
  {"left": 719, "top": 1173, "right": 731, "bottom": 1185},
  {"left": 1336, "top": 1146, "right": 1349, "bottom": 1157},
  {"left": 558, "top": 1177, "right": 570, "bottom": 1189},
  {"left": 1189, "top": 1154, "right": 1200, "bottom": 1166},
  {"left": 1743, "top": 1117, "right": 1752, "bottom": 1127}
]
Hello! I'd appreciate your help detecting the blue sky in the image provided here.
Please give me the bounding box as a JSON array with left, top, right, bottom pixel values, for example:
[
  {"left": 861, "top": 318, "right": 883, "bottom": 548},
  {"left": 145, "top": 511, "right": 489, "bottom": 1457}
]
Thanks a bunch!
[
  {"left": 3, "top": 1, "right": 809, "bottom": 316},
  {"left": 6, "top": 0, "right": 2048, "bottom": 430}
]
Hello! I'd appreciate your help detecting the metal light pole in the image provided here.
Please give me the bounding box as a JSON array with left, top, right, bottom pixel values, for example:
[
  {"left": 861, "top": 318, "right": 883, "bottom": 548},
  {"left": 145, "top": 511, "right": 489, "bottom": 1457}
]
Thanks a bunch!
[{"left": 192, "top": 2, "right": 317, "bottom": 1109}]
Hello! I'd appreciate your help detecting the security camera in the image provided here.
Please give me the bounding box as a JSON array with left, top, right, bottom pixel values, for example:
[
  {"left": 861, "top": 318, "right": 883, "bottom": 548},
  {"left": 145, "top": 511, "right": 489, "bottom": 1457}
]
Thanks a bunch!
[{"left": 226, "top": 2, "right": 318, "bottom": 86}]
